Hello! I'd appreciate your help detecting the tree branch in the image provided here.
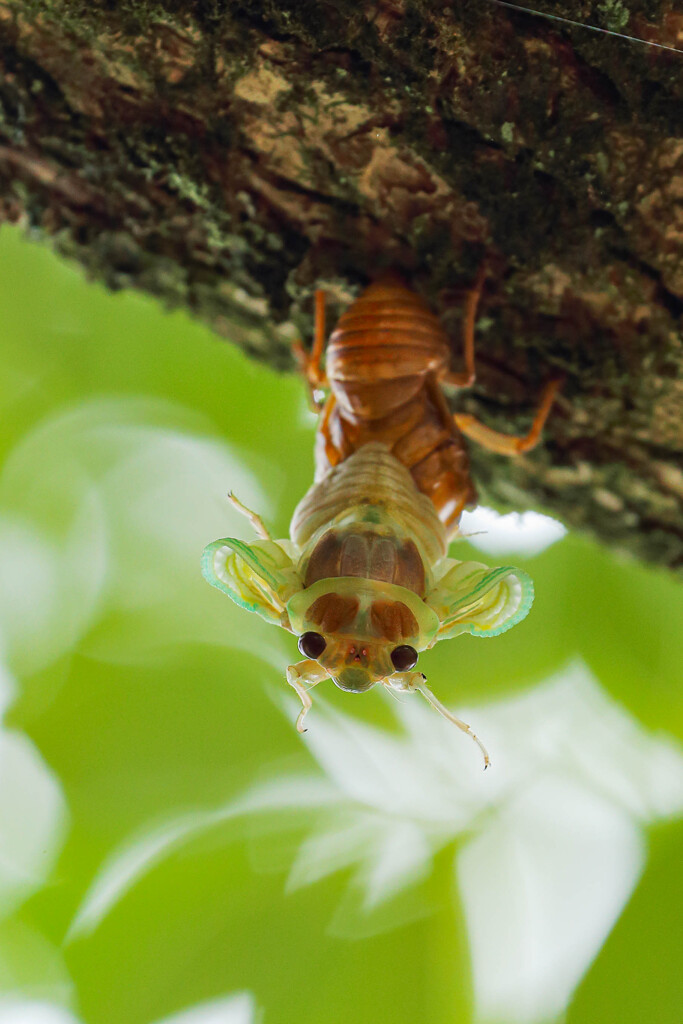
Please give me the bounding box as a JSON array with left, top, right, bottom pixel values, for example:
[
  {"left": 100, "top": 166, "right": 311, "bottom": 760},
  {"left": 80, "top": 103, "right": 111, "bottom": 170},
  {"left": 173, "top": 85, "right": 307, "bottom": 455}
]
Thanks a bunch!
[{"left": 1, "top": 0, "right": 681, "bottom": 569}]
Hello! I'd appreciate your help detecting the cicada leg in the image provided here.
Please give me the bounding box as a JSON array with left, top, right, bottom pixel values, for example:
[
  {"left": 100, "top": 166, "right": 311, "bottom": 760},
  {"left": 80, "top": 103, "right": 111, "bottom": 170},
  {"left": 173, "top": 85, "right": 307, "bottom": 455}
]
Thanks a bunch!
[
  {"left": 415, "top": 679, "right": 491, "bottom": 769},
  {"left": 387, "top": 672, "right": 490, "bottom": 769},
  {"left": 454, "top": 376, "right": 563, "bottom": 455},
  {"left": 226, "top": 491, "right": 272, "bottom": 540},
  {"left": 286, "top": 660, "right": 328, "bottom": 733},
  {"left": 317, "top": 392, "right": 346, "bottom": 472},
  {"left": 293, "top": 289, "right": 329, "bottom": 412},
  {"left": 442, "top": 264, "right": 486, "bottom": 389}
]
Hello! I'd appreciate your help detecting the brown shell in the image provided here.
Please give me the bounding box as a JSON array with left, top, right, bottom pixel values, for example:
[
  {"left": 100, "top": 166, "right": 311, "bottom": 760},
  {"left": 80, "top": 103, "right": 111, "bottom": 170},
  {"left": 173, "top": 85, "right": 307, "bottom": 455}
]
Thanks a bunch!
[
  {"left": 326, "top": 274, "right": 451, "bottom": 419},
  {"left": 315, "top": 275, "right": 476, "bottom": 535}
]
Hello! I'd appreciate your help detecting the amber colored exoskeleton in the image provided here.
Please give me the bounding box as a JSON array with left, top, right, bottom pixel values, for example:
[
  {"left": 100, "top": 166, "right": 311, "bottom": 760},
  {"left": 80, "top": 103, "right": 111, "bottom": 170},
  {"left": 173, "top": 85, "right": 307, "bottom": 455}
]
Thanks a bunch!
[{"left": 202, "top": 271, "right": 561, "bottom": 767}]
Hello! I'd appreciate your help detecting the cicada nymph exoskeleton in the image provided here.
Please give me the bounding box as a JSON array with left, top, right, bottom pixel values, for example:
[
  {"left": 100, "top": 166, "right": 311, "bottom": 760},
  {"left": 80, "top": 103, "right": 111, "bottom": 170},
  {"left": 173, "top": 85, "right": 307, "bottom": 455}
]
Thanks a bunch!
[{"left": 202, "top": 272, "right": 561, "bottom": 767}]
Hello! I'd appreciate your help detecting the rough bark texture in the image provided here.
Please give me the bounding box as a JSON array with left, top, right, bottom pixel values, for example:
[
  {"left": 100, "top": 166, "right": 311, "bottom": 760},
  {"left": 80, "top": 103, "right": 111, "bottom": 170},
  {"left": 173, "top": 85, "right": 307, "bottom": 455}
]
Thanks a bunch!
[{"left": 1, "top": 1, "right": 682, "bottom": 570}]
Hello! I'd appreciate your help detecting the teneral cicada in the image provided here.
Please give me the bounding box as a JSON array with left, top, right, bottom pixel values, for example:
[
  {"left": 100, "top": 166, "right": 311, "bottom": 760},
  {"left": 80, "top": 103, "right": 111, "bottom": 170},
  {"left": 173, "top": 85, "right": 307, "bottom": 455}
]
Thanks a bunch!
[{"left": 202, "top": 272, "right": 560, "bottom": 766}]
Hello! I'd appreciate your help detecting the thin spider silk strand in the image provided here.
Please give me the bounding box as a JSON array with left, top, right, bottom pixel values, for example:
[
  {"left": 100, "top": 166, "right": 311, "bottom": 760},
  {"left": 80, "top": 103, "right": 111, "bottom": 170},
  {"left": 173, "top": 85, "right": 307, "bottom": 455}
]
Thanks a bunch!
[{"left": 481, "top": 0, "right": 683, "bottom": 55}]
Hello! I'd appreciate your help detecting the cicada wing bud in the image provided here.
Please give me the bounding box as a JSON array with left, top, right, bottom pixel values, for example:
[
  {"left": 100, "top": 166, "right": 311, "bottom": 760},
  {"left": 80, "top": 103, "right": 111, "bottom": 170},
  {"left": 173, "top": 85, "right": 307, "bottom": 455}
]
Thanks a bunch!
[
  {"left": 427, "top": 561, "right": 533, "bottom": 642},
  {"left": 201, "top": 537, "right": 301, "bottom": 628}
]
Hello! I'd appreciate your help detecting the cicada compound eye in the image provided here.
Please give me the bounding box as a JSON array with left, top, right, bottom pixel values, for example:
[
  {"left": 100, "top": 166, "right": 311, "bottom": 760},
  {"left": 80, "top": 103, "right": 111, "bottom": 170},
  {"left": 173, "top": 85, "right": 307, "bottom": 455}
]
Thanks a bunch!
[
  {"left": 298, "top": 631, "right": 327, "bottom": 660},
  {"left": 390, "top": 645, "right": 418, "bottom": 672}
]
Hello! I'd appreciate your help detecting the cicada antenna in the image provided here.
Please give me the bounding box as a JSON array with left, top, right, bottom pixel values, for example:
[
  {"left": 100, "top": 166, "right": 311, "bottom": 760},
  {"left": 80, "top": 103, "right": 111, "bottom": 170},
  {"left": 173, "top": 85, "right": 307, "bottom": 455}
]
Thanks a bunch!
[{"left": 416, "top": 678, "right": 491, "bottom": 770}]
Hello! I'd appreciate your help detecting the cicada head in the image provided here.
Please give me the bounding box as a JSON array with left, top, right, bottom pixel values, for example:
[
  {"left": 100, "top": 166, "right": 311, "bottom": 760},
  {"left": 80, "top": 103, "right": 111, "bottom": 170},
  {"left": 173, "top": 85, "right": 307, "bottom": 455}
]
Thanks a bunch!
[
  {"left": 297, "top": 629, "right": 396, "bottom": 693},
  {"left": 287, "top": 578, "right": 440, "bottom": 693}
]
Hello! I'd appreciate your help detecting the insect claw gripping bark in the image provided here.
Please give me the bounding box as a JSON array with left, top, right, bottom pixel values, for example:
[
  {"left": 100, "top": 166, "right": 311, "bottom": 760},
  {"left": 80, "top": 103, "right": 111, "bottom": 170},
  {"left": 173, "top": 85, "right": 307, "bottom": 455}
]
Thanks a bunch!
[{"left": 203, "top": 272, "right": 560, "bottom": 765}]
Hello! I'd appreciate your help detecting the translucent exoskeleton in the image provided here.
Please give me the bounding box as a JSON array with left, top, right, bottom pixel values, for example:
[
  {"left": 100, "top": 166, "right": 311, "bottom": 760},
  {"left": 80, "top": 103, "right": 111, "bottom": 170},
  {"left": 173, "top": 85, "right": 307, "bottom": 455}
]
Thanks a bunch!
[{"left": 203, "top": 273, "right": 561, "bottom": 767}]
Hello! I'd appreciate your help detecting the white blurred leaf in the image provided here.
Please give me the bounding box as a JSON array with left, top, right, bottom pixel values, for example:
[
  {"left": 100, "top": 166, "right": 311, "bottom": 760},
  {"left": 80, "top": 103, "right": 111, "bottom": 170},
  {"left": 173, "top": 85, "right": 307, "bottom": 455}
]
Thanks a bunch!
[
  {"left": 150, "top": 992, "right": 257, "bottom": 1024},
  {"left": 360, "top": 819, "right": 433, "bottom": 910},
  {"left": 67, "top": 813, "right": 209, "bottom": 941},
  {"left": 0, "top": 396, "right": 287, "bottom": 669},
  {"left": 459, "top": 507, "right": 567, "bottom": 556},
  {"left": 67, "top": 659, "right": 683, "bottom": 1024},
  {"left": 0, "top": 993, "right": 258, "bottom": 1024},
  {"left": 68, "top": 775, "right": 339, "bottom": 940},
  {"left": 0, "top": 1000, "right": 80, "bottom": 1024},
  {"left": 457, "top": 778, "right": 644, "bottom": 1024},
  {"left": 0, "top": 494, "right": 106, "bottom": 677},
  {"left": 286, "top": 813, "right": 384, "bottom": 891},
  {"left": 0, "top": 724, "right": 67, "bottom": 918}
]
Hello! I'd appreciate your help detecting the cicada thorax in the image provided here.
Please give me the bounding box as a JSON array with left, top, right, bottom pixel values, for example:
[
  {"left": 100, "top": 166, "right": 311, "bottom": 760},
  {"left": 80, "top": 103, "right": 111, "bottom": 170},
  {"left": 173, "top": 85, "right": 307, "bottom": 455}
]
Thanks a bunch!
[
  {"left": 318, "top": 274, "right": 477, "bottom": 536},
  {"left": 288, "top": 444, "right": 445, "bottom": 691}
]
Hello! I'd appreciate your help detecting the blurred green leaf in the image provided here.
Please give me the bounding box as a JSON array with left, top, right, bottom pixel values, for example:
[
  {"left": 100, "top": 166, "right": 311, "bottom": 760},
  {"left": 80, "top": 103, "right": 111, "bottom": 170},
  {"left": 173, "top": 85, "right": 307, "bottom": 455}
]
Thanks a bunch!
[{"left": 0, "top": 225, "right": 680, "bottom": 1024}]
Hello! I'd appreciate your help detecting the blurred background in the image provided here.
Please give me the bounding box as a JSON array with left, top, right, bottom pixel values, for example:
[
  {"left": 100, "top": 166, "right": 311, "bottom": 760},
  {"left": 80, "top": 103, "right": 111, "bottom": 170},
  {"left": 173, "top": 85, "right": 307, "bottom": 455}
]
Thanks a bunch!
[{"left": 0, "top": 224, "right": 681, "bottom": 1024}]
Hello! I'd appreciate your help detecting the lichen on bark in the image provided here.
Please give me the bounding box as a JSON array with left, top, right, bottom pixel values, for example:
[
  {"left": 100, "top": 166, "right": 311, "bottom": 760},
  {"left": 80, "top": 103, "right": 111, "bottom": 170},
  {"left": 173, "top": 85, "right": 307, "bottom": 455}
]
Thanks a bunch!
[{"left": 0, "top": 0, "right": 681, "bottom": 569}]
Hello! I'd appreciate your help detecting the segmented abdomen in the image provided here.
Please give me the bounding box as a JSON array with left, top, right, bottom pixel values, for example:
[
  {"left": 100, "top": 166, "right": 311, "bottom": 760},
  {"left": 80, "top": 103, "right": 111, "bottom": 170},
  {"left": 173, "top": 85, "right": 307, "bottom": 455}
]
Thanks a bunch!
[
  {"left": 314, "top": 388, "right": 476, "bottom": 536},
  {"left": 326, "top": 274, "right": 451, "bottom": 420},
  {"left": 290, "top": 443, "right": 447, "bottom": 576}
]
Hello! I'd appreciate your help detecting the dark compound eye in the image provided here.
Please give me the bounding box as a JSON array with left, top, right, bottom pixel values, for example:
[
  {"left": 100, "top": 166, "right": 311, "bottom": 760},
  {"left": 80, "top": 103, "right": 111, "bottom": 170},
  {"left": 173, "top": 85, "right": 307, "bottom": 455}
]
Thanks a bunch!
[
  {"left": 298, "top": 631, "right": 327, "bottom": 659},
  {"left": 390, "top": 645, "right": 418, "bottom": 671}
]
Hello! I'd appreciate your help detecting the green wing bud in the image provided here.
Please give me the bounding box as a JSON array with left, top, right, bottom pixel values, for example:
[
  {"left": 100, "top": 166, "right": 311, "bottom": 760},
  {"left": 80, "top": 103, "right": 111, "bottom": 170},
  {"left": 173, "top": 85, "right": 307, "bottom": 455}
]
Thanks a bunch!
[
  {"left": 201, "top": 537, "right": 302, "bottom": 629},
  {"left": 427, "top": 560, "right": 534, "bottom": 643}
]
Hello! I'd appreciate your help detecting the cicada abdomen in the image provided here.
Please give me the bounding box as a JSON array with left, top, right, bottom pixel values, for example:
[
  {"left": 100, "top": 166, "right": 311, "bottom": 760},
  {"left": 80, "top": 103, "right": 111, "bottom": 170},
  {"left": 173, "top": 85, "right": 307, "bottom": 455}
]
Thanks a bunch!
[{"left": 203, "top": 272, "right": 560, "bottom": 766}]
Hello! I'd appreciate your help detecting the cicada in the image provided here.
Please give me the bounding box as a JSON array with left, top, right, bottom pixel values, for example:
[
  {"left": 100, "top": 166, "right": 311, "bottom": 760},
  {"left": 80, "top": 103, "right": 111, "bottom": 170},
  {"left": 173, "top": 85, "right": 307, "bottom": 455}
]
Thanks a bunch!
[{"left": 202, "top": 271, "right": 560, "bottom": 766}]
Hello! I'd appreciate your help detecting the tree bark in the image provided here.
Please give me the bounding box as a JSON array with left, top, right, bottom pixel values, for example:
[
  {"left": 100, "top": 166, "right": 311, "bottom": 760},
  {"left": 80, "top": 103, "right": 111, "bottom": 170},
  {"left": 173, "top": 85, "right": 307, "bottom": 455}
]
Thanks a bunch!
[{"left": 1, "top": 1, "right": 681, "bottom": 570}]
